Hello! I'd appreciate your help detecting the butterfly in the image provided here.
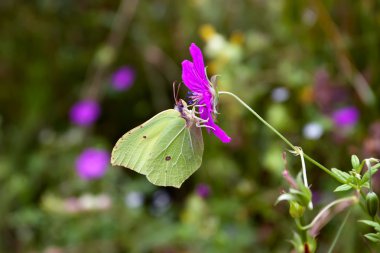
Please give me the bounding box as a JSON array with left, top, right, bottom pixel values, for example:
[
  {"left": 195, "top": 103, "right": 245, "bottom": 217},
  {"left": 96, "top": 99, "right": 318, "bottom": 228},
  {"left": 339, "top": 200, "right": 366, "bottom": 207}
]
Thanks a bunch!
[{"left": 111, "top": 99, "right": 204, "bottom": 188}]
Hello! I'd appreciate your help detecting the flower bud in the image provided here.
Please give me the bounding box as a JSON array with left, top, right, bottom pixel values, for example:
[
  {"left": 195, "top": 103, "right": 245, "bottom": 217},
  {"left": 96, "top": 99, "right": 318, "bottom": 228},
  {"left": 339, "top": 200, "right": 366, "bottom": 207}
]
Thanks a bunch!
[
  {"left": 366, "top": 192, "right": 379, "bottom": 217},
  {"left": 289, "top": 202, "right": 305, "bottom": 218}
]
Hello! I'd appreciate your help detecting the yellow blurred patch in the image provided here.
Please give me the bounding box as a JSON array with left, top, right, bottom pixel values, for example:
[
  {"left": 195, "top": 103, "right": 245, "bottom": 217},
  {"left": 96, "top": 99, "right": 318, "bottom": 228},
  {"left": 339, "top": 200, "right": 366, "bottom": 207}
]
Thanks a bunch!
[
  {"left": 199, "top": 24, "right": 216, "bottom": 41},
  {"left": 207, "top": 61, "right": 218, "bottom": 75},
  {"left": 299, "top": 86, "right": 314, "bottom": 104},
  {"left": 230, "top": 31, "right": 244, "bottom": 45}
]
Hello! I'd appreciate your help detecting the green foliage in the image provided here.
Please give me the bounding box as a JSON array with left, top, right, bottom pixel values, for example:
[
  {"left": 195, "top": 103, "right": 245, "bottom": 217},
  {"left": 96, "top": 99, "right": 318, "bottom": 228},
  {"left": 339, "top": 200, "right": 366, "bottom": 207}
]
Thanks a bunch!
[
  {"left": 351, "top": 155, "right": 361, "bottom": 172},
  {"left": 1, "top": 0, "right": 380, "bottom": 252},
  {"left": 331, "top": 159, "right": 380, "bottom": 192},
  {"left": 289, "top": 231, "right": 316, "bottom": 253},
  {"left": 276, "top": 173, "right": 312, "bottom": 219},
  {"left": 359, "top": 220, "right": 380, "bottom": 243}
]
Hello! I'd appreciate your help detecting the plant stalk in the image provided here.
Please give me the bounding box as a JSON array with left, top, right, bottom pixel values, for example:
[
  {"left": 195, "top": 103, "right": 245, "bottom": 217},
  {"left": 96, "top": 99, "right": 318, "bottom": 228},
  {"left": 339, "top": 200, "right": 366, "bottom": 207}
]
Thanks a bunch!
[{"left": 219, "top": 91, "right": 343, "bottom": 182}]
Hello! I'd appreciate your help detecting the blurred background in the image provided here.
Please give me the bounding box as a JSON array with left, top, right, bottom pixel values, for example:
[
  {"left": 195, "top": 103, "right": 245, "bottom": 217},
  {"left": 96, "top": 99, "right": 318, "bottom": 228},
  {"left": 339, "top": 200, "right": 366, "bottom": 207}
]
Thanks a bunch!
[{"left": 1, "top": 0, "right": 380, "bottom": 252}]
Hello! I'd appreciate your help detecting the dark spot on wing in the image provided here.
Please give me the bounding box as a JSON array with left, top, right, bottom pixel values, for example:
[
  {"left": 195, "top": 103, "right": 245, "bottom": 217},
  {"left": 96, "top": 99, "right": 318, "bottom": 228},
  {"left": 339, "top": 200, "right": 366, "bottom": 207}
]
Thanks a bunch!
[
  {"left": 143, "top": 135, "right": 146, "bottom": 139},
  {"left": 165, "top": 156, "right": 171, "bottom": 161}
]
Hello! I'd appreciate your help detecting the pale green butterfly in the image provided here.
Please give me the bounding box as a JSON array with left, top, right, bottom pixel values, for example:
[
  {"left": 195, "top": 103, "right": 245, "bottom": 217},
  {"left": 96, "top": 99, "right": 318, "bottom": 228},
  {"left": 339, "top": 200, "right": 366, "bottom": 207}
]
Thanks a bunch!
[{"left": 111, "top": 99, "right": 204, "bottom": 188}]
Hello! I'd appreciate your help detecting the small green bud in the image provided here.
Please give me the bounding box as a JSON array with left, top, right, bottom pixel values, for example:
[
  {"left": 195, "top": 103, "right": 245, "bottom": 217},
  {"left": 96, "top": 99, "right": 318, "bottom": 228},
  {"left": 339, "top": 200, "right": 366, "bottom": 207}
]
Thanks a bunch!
[
  {"left": 289, "top": 201, "right": 305, "bottom": 218},
  {"left": 351, "top": 155, "right": 360, "bottom": 171},
  {"left": 366, "top": 192, "right": 379, "bottom": 217}
]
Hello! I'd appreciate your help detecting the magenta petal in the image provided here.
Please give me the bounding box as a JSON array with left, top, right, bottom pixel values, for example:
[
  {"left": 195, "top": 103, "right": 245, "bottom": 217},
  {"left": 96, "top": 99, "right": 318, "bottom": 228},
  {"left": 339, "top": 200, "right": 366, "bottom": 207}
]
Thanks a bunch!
[
  {"left": 210, "top": 122, "right": 231, "bottom": 143},
  {"left": 205, "top": 116, "right": 231, "bottom": 143},
  {"left": 182, "top": 42, "right": 232, "bottom": 144},
  {"left": 189, "top": 43, "right": 208, "bottom": 85},
  {"left": 332, "top": 106, "right": 359, "bottom": 127},
  {"left": 75, "top": 148, "right": 110, "bottom": 180},
  {"left": 181, "top": 60, "right": 206, "bottom": 93},
  {"left": 199, "top": 95, "right": 213, "bottom": 113},
  {"left": 111, "top": 66, "right": 135, "bottom": 91},
  {"left": 69, "top": 100, "right": 101, "bottom": 127}
]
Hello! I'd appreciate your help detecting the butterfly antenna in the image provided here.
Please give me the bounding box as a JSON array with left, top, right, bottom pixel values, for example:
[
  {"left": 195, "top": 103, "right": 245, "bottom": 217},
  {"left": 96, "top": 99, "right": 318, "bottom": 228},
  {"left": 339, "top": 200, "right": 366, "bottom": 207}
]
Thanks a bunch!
[
  {"left": 177, "top": 82, "right": 181, "bottom": 100},
  {"left": 172, "top": 81, "right": 182, "bottom": 103},
  {"left": 172, "top": 81, "right": 177, "bottom": 102}
]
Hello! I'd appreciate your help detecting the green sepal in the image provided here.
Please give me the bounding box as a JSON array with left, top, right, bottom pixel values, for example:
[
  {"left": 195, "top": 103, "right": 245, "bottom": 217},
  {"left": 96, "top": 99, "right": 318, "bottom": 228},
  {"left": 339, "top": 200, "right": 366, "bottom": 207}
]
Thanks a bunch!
[
  {"left": 289, "top": 201, "right": 305, "bottom": 218},
  {"left": 276, "top": 193, "right": 297, "bottom": 204},
  {"left": 276, "top": 173, "right": 312, "bottom": 210}
]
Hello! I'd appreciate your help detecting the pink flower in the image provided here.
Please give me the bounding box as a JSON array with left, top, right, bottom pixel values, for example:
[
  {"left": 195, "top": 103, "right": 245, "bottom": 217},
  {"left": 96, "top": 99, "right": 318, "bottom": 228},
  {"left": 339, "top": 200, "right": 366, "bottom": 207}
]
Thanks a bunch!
[
  {"left": 196, "top": 183, "right": 211, "bottom": 198},
  {"left": 75, "top": 148, "right": 110, "bottom": 180},
  {"left": 332, "top": 106, "right": 359, "bottom": 127},
  {"left": 69, "top": 100, "right": 101, "bottom": 127},
  {"left": 111, "top": 66, "right": 135, "bottom": 91},
  {"left": 181, "top": 43, "right": 231, "bottom": 143}
]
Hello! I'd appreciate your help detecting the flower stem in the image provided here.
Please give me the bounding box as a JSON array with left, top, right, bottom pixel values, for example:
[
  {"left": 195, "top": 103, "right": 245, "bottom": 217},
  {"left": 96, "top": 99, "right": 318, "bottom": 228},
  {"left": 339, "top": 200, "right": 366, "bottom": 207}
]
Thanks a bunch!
[
  {"left": 295, "top": 196, "right": 357, "bottom": 231},
  {"left": 365, "top": 159, "right": 373, "bottom": 192},
  {"left": 327, "top": 209, "right": 351, "bottom": 253},
  {"left": 218, "top": 91, "right": 342, "bottom": 182}
]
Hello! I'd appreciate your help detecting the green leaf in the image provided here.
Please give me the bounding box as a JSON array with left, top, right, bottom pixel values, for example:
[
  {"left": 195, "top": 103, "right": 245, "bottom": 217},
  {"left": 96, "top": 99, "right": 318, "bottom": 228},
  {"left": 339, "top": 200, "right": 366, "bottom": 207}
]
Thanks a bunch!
[
  {"left": 111, "top": 107, "right": 204, "bottom": 188},
  {"left": 334, "top": 184, "right": 352, "bottom": 192},
  {"left": 288, "top": 231, "right": 303, "bottom": 252},
  {"left": 364, "top": 233, "right": 380, "bottom": 243},
  {"left": 331, "top": 168, "right": 350, "bottom": 182},
  {"left": 361, "top": 165, "right": 380, "bottom": 184},
  {"left": 358, "top": 220, "right": 380, "bottom": 232},
  {"left": 362, "top": 182, "right": 370, "bottom": 189},
  {"left": 351, "top": 155, "right": 360, "bottom": 172}
]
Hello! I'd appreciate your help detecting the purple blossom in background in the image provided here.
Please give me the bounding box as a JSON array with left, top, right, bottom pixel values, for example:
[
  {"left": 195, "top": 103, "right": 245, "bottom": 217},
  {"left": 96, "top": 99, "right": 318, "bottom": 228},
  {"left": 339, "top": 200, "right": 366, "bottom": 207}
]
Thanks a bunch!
[
  {"left": 111, "top": 66, "right": 135, "bottom": 91},
  {"left": 182, "top": 43, "right": 231, "bottom": 143},
  {"left": 75, "top": 148, "right": 110, "bottom": 180},
  {"left": 196, "top": 183, "right": 211, "bottom": 198},
  {"left": 312, "top": 191, "right": 322, "bottom": 205},
  {"left": 332, "top": 106, "right": 359, "bottom": 127},
  {"left": 69, "top": 100, "right": 101, "bottom": 127},
  {"left": 313, "top": 69, "right": 349, "bottom": 113}
]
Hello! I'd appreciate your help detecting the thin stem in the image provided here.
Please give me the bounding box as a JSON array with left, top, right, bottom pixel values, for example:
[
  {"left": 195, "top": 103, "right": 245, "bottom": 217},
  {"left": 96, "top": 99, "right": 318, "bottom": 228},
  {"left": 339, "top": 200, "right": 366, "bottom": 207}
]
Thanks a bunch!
[
  {"left": 219, "top": 91, "right": 295, "bottom": 149},
  {"left": 327, "top": 209, "right": 351, "bottom": 253},
  {"left": 297, "top": 196, "right": 357, "bottom": 230},
  {"left": 295, "top": 148, "right": 309, "bottom": 188},
  {"left": 299, "top": 216, "right": 308, "bottom": 245},
  {"left": 298, "top": 149, "right": 313, "bottom": 210},
  {"left": 218, "top": 91, "right": 342, "bottom": 182},
  {"left": 366, "top": 159, "right": 373, "bottom": 192}
]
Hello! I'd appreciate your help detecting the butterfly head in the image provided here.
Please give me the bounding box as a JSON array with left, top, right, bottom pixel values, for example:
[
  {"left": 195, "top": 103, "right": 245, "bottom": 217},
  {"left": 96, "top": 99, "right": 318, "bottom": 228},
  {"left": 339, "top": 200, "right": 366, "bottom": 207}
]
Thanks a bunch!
[{"left": 175, "top": 99, "right": 197, "bottom": 127}]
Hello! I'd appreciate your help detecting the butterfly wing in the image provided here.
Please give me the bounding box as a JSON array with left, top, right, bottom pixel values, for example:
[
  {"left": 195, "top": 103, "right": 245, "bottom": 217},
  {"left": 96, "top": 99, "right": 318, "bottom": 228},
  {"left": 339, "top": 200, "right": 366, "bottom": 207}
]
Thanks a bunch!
[
  {"left": 146, "top": 118, "right": 203, "bottom": 187},
  {"left": 111, "top": 109, "right": 178, "bottom": 175},
  {"left": 111, "top": 109, "right": 204, "bottom": 188}
]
